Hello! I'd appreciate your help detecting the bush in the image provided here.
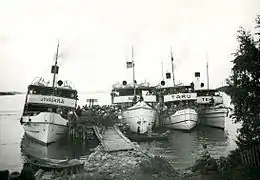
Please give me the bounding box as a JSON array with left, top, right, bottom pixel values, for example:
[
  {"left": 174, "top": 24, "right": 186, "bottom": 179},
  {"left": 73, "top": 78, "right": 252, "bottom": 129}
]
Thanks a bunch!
[
  {"left": 139, "top": 155, "right": 178, "bottom": 178},
  {"left": 191, "top": 151, "right": 218, "bottom": 174}
]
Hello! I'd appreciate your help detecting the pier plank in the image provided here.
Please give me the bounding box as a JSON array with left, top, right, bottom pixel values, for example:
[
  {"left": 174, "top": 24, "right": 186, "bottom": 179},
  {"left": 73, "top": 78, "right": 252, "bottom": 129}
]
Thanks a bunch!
[{"left": 93, "top": 125, "right": 134, "bottom": 152}]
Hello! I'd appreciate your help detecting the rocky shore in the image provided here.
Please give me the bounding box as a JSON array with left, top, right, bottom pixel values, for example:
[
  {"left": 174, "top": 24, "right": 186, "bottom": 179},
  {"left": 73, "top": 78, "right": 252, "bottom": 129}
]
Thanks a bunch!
[
  {"left": 36, "top": 143, "right": 225, "bottom": 180},
  {"left": 40, "top": 143, "right": 152, "bottom": 180},
  {"left": 1, "top": 142, "right": 231, "bottom": 180}
]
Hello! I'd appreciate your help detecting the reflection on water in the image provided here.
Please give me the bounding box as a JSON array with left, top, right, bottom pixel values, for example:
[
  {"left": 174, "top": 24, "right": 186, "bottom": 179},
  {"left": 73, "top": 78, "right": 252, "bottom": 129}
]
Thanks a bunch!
[
  {"left": 0, "top": 113, "right": 99, "bottom": 172},
  {"left": 139, "top": 126, "right": 233, "bottom": 169}
]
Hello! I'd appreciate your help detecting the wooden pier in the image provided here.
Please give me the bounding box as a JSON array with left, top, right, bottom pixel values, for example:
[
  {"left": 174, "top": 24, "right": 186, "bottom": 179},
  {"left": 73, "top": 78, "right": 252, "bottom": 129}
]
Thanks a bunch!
[
  {"left": 69, "top": 121, "right": 135, "bottom": 152},
  {"left": 93, "top": 126, "right": 135, "bottom": 152}
]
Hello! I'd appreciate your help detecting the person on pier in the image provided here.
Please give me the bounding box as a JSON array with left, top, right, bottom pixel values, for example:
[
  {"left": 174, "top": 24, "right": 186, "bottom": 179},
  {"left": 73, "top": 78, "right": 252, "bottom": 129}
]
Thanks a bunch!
[
  {"left": 137, "top": 126, "right": 141, "bottom": 135},
  {"left": 75, "top": 105, "right": 82, "bottom": 117},
  {"left": 147, "top": 123, "right": 152, "bottom": 137}
]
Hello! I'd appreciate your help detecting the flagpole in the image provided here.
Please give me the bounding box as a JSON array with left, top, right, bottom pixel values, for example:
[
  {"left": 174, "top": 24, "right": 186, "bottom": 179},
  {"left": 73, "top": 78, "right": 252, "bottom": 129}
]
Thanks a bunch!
[
  {"left": 170, "top": 48, "right": 175, "bottom": 86},
  {"left": 161, "top": 61, "right": 164, "bottom": 81},
  {"left": 132, "top": 46, "right": 136, "bottom": 96}
]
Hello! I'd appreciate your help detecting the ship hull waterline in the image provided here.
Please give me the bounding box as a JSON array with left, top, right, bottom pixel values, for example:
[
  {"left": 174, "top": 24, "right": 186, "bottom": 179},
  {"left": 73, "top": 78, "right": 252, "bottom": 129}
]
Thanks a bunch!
[
  {"left": 162, "top": 108, "right": 198, "bottom": 131},
  {"left": 198, "top": 107, "right": 227, "bottom": 129},
  {"left": 122, "top": 106, "right": 156, "bottom": 134}
]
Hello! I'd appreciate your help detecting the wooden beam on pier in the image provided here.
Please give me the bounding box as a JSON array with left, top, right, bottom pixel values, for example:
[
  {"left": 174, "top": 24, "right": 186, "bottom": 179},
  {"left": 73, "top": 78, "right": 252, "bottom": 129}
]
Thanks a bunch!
[{"left": 92, "top": 125, "right": 134, "bottom": 152}]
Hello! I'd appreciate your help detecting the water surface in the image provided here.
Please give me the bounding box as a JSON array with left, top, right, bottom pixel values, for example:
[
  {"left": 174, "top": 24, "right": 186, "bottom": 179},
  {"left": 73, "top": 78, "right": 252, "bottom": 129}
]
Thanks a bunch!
[{"left": 0, "top": 93, "right": 240, "bottom": 171}]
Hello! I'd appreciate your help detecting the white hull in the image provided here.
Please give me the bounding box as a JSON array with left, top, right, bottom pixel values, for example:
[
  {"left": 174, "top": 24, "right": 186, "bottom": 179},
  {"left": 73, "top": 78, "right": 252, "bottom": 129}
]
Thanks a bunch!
[
  {"left": 21, "top": 135, "right": 67, "bottom": 159},
  {"left": 122, "top": 102, "right": 156, "bottom": 134},
  {"left": 198, "top": 107, "right": 227, "bottom": 129},
  {"left": 22, "top": 112, "right": 68, "bottom": 144},
  {"left": 162, "top": 108, "right": 198, "bottom": 131}
]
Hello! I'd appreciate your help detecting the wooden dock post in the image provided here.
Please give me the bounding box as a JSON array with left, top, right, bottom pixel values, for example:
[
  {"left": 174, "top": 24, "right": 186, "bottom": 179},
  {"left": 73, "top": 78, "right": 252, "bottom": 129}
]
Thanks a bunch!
[
  {"left": 82, "top": 125, "right": 86, "bottom": 142},
  {"left": 68, "top": 123, "right": 93, "bottom": 143}
]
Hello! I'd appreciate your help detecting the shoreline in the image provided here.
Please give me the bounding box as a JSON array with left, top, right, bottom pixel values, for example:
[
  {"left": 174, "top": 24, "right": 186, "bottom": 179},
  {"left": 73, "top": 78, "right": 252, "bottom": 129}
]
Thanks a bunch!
[
  {"left": 0, "top": 92, "right": 23, "bottom": 96},
  {"left": 4, "top": 143, "right": 226, "bottom": 180}
]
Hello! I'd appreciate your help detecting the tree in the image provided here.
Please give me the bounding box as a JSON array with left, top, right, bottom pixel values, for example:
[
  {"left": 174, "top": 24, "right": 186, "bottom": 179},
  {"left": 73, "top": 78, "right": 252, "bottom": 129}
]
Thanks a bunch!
[{"left": 228, "top": 15, "right": 260, "bottom": 149}]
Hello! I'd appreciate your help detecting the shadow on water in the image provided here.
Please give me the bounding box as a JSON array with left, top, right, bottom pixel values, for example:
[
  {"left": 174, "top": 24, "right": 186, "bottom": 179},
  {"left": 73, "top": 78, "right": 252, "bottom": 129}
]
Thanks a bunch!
[
  {"left": 139, "top": 126, "right": 231, "bottom": 169},
  {"left": 20, "top": 133, "right": 99, "bottom": 163}
]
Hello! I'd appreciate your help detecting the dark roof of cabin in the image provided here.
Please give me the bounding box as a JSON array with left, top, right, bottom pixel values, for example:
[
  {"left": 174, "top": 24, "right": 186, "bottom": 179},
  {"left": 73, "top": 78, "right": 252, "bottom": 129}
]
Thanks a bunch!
[
  {"left": 28, "top": 84, "right": 77, "bottom": 93},
  {"left": 195, "top": 89, "right": 217, "bottom": 92}
]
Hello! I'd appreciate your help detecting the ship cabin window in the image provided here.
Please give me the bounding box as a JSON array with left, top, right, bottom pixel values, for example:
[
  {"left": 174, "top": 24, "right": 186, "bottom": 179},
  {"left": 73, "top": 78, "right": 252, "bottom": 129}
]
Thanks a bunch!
[
  {"left": 116, "top": 88, "right": 134, "bottom": 96},
  {"left": 196, "top": 90, "right": 219, "bottom": 97},
  {"left": 161, "top": 86, "right": 194, "bottom": 95},
  {"left": 114, "top": 87, "right": 155, "bottom": 97},
  {"left": 165, "top": 100, "right": 196, "bottom": 111},
  {"left": 23, "top": 103, "right": 73, "bottom": 119},
  {"left": 23, "top": 104, "right": 49, "bottom": 116},
  {"left": 28, "top": 85, "right": 77, "bottom": 99},
  {"left": 111, "top": 90, "right": 119, "bottom": 97}
]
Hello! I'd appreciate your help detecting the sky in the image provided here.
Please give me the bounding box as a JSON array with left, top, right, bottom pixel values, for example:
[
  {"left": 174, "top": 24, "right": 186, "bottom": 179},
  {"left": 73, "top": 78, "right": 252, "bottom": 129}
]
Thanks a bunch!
[{"left": 0, "top": 0, "right": 259, "bottom": 93}]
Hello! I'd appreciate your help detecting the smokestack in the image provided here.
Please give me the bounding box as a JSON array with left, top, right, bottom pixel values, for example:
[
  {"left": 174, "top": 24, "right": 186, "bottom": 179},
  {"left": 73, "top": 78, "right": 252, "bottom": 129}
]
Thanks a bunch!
[{"left": 194, "top": 72, "right": 201, "bottom": 90}]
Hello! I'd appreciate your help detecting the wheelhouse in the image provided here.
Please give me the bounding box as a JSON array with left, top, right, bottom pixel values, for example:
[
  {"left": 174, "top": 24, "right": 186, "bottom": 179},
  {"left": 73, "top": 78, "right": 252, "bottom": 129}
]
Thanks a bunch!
[
  {"left": 158, "top": 85, "right": 197, "bottom": 112},
  {"left": 23, "top": 84, "right": 78, "bottom": 118},
  {"left": 195, "top": 89, "right": 221, "bottom": 97},
  {"left": 111, "top": 86, "right": 157, "bottom": 109}
]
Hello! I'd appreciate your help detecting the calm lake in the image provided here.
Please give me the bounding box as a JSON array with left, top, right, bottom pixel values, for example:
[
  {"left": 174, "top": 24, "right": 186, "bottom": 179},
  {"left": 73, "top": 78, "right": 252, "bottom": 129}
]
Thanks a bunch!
[{"left": 0, "top": 93, "right": 240, "bottom": 172}]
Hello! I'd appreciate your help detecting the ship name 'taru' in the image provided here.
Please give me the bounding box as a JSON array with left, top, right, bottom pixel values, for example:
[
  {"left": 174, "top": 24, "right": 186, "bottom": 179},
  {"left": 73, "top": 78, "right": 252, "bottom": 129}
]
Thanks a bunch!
[
  {"left": 171, "top": 93, "right": 194, "bottom": 99},
  {"left": 40, "top": 97, "right": 64, "bottom": 104}
]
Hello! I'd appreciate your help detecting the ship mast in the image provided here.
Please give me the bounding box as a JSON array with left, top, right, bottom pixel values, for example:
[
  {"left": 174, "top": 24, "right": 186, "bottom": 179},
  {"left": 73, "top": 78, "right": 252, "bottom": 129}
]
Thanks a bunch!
[
  {"left": 132, "top": 46, "right": 136, "bottom": 96},
  {"left": 161, "top": 61, "right": 164, "bottom": 81},
  {"left": 170, "top": 48, "right": 175, "bottom": 87},
  {"left": 52, "top": 41, "right": 60, "bottom": 88},
  {"left": 206, "top": 52, "right": 209, "bottom": 90}
]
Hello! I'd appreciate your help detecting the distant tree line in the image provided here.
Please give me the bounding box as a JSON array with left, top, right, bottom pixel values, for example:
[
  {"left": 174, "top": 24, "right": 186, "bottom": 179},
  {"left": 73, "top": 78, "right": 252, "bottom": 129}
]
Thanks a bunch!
[
  {"left": 0, "top": 91, "right": 23, "bottom": 96},
  {"left": 0, "top": 92, "right": 15, "bottom": 96}
]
